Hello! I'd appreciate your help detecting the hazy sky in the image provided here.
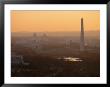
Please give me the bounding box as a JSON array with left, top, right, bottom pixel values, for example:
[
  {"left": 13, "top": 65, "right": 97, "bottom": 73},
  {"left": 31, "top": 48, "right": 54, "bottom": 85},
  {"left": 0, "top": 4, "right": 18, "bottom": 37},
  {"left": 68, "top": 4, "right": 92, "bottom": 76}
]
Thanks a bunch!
[{"left": 11, "top": 11, "right": 100, "bottom": 32}]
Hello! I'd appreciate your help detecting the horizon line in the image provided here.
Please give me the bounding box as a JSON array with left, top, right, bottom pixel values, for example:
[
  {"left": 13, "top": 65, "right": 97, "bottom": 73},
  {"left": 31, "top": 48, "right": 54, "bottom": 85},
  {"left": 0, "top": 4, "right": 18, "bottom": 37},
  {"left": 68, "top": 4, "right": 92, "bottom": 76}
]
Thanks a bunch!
[{"left": 12, "top": 30, "right": 100, "bottom": 33}]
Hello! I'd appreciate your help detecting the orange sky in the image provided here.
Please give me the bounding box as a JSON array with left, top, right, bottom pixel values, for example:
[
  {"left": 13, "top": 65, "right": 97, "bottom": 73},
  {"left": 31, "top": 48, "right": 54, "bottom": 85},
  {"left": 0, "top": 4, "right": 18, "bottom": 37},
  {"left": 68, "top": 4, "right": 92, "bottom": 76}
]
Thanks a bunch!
[{"left": 11, "top": 10, "right": 100, "bottom": 32}]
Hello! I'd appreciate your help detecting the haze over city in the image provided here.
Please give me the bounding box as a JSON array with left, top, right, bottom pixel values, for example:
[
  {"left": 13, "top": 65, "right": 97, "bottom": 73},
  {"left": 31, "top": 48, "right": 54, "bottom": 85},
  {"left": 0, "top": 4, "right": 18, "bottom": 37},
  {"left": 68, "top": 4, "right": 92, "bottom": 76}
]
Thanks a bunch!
[{"left": 11, "top": 11, "right": 100, "bottom": 77}]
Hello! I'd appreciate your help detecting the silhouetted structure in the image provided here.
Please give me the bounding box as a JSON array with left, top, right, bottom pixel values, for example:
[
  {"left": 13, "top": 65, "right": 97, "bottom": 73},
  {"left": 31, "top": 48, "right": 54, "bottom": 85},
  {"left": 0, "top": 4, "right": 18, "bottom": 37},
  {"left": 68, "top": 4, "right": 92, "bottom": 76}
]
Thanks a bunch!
[
  {"left": 80, "top": 18, "right": 85, "bottom": 51},
  {"left": 33, "top": 33, "right": 40, "bottom": 49},
  {"left": 33, "top": 33, "right": 37, "bottom": 42}
]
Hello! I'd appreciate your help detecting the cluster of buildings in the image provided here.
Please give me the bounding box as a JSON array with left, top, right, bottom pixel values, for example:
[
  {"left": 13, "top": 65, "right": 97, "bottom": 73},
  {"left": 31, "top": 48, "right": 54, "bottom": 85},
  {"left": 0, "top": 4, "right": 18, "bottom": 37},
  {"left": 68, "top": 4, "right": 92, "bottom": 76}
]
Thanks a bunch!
[
  {"left": 11, "top": 18, "right": 99, "bottom": 66},
  {"left": 12, "top": 18, "right": 85, "bottom": 52}
]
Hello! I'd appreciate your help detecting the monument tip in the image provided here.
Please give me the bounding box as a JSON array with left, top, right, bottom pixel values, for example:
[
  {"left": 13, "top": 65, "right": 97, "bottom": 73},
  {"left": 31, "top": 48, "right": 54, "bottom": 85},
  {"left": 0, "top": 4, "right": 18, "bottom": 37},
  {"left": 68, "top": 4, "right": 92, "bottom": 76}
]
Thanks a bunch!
[{"left": 81, "top": 17, "right": 83, "bottom": 20}]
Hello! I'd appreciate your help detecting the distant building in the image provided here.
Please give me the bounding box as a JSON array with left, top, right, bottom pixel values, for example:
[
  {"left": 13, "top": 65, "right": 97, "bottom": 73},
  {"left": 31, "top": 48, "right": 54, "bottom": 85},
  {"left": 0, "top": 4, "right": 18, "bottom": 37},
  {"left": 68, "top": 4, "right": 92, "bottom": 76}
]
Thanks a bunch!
[
  {"left": 80, "top": 18, "right": 85, "bottom": 51},
  {"left": 42, "top": 33, "right": 48, "bottom": 42},
  {"left": 33, "top": 32, "right": 37, "bottom": 38},
  {"left": 12, "top": 54, "right": 29, "bottom": 66}
]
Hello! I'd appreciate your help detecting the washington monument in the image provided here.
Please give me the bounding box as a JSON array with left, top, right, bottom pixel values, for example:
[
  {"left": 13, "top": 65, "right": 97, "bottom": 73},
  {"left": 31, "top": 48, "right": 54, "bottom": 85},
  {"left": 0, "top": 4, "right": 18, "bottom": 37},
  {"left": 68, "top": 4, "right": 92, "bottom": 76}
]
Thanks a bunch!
[{"left": 80, "top": 18, "right": 85, "bottom": 51}]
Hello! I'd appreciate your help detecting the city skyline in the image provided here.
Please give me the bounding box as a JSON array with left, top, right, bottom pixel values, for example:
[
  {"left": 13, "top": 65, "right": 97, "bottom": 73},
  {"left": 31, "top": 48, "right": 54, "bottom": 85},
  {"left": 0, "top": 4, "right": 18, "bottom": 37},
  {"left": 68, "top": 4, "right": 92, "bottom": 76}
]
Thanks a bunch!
[
  {"left": 11, "top": 11, "right": 100, "bottom": 32},
  {"left": 11, "top": 11, "right": 100, "bottom": 77}
]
